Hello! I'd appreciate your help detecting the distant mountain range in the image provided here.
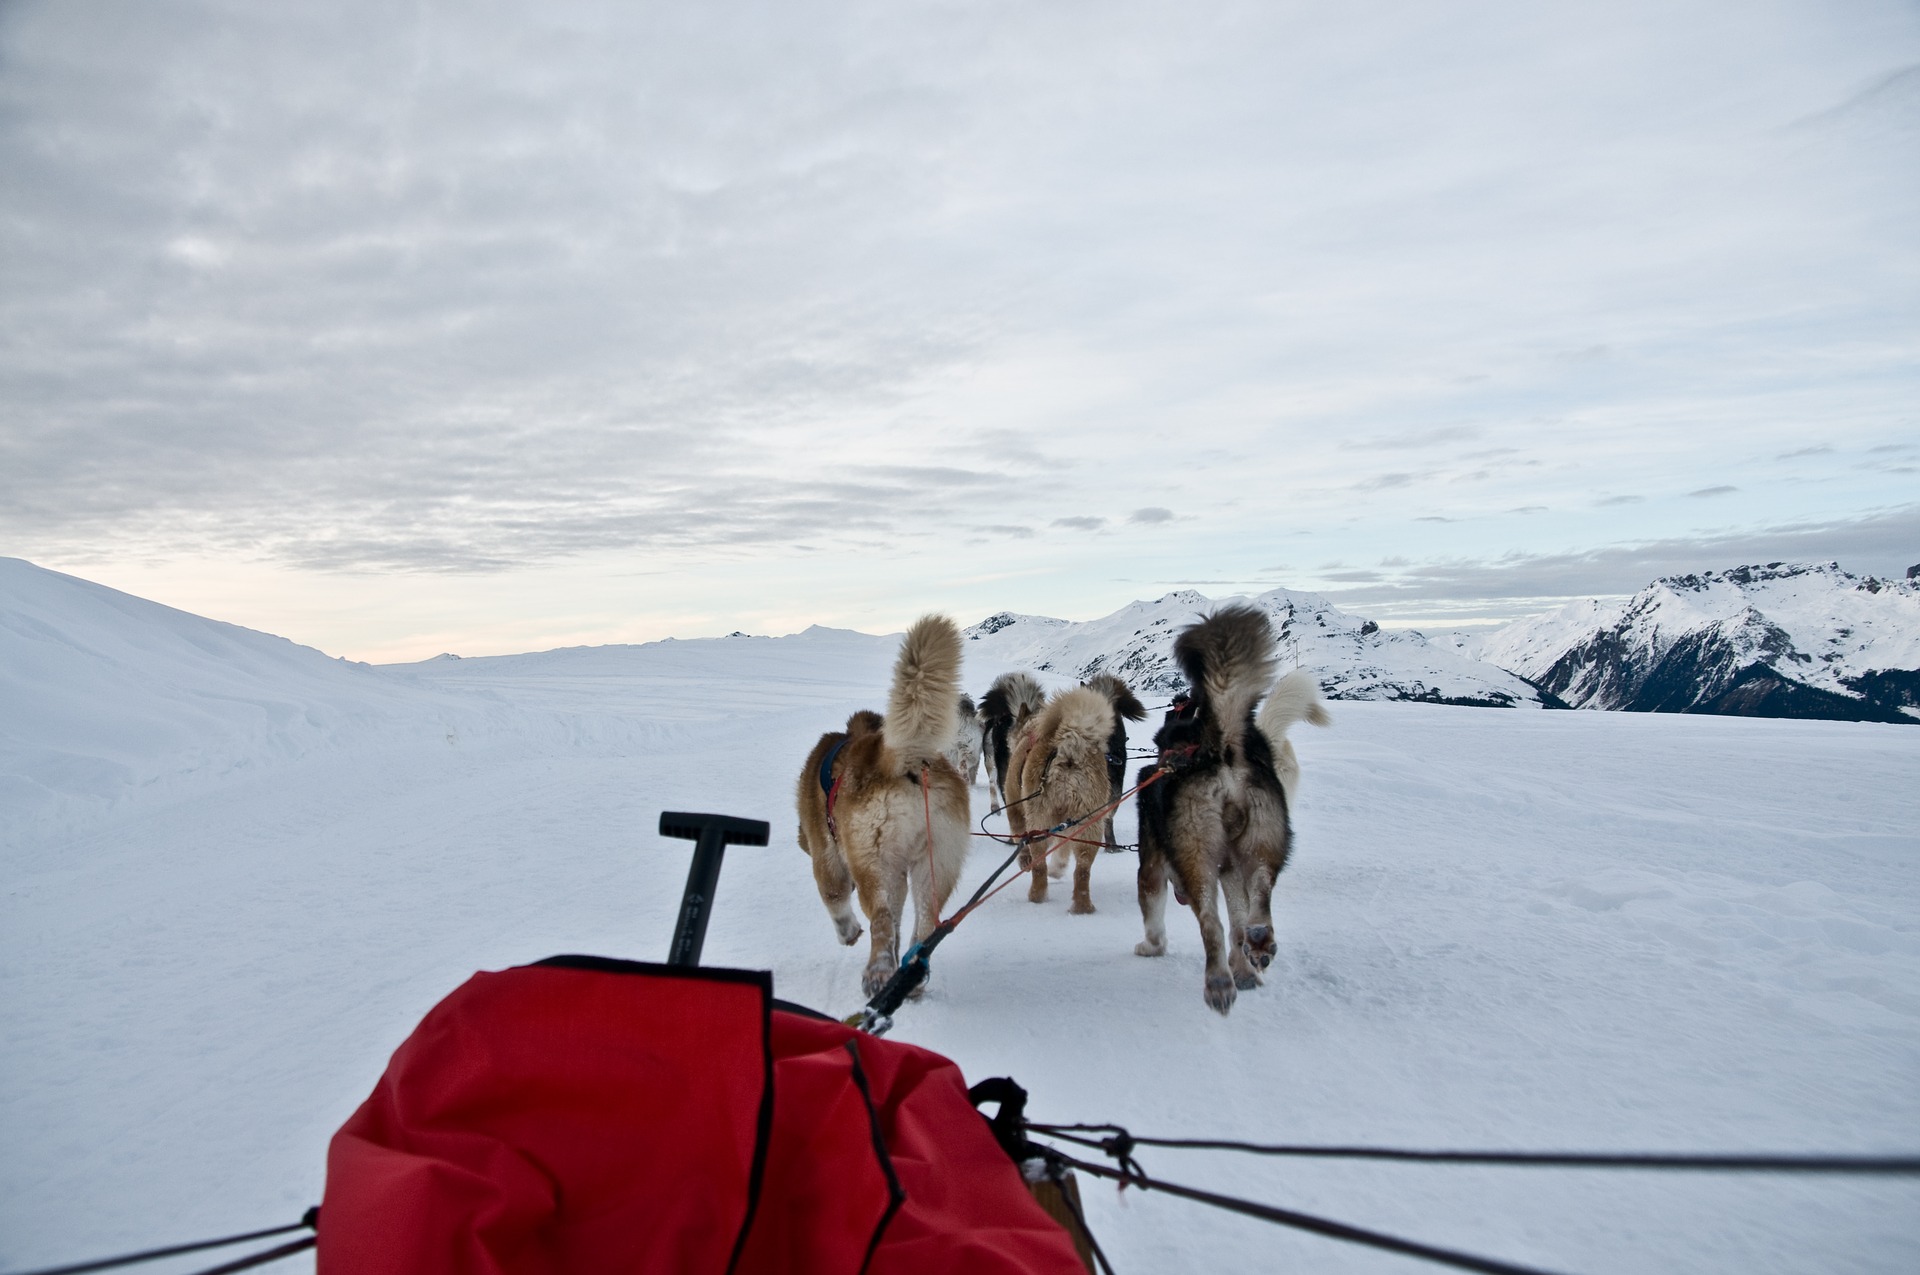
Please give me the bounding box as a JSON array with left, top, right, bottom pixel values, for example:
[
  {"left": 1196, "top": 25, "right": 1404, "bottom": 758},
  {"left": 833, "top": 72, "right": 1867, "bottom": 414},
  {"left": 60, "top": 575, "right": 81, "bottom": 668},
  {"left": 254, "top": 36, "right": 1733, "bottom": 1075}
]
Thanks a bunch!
[
  {"left": 963, "top": 587, "right": 1552, "bottom": 708},
  {"left": 1470, "top": 561, "right": 1919, "bottom": 724},
  {"left": 962, "top": 562, "right": 1920, "bottom": 724}
]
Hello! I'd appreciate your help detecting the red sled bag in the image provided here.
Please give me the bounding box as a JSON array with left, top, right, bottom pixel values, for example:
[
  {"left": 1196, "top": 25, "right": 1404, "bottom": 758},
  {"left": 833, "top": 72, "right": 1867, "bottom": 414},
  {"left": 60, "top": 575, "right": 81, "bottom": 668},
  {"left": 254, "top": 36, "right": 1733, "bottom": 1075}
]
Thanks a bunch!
[{"left": 320, "top": 957, "right": 1086, "bottom": 1275}]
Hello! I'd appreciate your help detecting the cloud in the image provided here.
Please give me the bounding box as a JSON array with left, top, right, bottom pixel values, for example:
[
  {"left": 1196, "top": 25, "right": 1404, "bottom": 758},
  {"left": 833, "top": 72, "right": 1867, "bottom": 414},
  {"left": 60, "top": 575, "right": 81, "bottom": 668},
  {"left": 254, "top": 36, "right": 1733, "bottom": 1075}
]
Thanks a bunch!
[
  {"left": 1506, "top": 505, "right": 1548, "bottom": 515},
  {"left": 0, "top": 0, "right": 1913, "bottom": 632},
  {"left": 1687, "top": 486, "right": 1740, "bottom": 498},
  {"left": 1776, "top": 446, "right": 1833, "bottom": 459},
  {"left": 1595, "top": 494, "right": 1644, "bottom": 506},
  {"left": 1340, "top": 426, "right": 1479, "bottom": 451},
  {"left": 1353, "top": 471, "right": 1426, "bottom": 492},
  {"left": 1314, "top": 505, "right": 1920, "bottom": 614}
]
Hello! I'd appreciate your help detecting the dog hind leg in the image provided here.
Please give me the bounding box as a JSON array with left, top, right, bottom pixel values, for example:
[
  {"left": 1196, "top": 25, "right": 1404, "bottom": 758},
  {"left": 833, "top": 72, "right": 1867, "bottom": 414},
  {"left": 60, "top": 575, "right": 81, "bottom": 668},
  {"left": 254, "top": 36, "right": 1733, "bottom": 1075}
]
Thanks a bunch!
[
  {"left": 1220, "top": 868, "right": 1260, "bottom": 989},
  {"left": 855, "top": 861, "right": 906, "bottom": 998},
  {"left": 1047, "top": 840, "right": 1070, "bottom": 879},
  {"left": 1186, "top": 868, "right": 1237, "bottom": 1015},
  {"left": 808, "top": 835, "right": 863, "bottom": 946},
  {"left": 1134, "top": 850, "right": 1168, "bottom": 956},
  {"left": 1027, "top": 835, "right": 1051, "bottom": 903},
  {"left": 1069, "top": 837, "right": 1098, "bottom": 914}
]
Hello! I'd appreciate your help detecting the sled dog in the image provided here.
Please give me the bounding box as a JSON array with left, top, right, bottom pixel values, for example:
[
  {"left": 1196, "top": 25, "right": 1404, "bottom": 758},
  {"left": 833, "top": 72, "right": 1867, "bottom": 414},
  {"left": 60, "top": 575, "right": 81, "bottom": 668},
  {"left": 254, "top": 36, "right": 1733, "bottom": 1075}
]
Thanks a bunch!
[
  {"left": 1006, "top": 685, "right": 1117, "bottom": 912},
  {"left": 1256, "top": 669, "right": 1331, "bottom": 805},
  {"left": 795, "top": 617, "right": 971, "bottom": 997},
  {"left": 1082, "top": 673, "right": 1148, "bottom": 864},
  {"left": 945, "top": 692, "right": 985, "bottom": 786},
  {"left": 1133, "top": 605, "right": 1292, "bottom": 1015},
  {"left": 979, "top": 671, "right": 1046, "bottom": 811}
]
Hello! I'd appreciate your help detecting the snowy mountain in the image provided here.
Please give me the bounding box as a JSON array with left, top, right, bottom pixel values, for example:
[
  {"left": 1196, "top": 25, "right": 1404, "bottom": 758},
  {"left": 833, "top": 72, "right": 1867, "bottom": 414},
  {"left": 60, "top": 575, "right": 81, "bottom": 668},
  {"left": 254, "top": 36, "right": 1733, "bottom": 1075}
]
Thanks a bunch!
[
  {"left": 964, "top": 587, "right": 1554, "bottom": 708},
  {"left": 1474, "top": 562, "right": 1920, "bottom": 723}
]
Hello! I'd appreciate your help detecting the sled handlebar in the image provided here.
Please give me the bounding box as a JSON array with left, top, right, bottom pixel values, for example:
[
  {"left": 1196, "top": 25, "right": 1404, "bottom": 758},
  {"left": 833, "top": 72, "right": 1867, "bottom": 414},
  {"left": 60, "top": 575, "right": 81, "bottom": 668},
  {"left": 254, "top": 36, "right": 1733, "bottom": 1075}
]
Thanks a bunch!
[{"left": 660, "top": 812, "right": 770, "bottom": 967}]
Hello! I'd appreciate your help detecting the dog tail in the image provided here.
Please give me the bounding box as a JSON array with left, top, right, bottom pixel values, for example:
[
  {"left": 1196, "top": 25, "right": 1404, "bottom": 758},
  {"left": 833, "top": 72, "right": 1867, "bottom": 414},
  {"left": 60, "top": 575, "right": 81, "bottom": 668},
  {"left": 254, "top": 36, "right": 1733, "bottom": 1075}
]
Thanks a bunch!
[
  {"left": 884, "top": 615, "right": 964, "bottom": 767},
  {"left": 980, "top": 671, "right": 1045, "bottom": 726},
  {"left": 1257, "top": 669, "right": 1331, "bottom": 742},
  {"left": 1084, "top": 672, "right": 1148, "bottom": 722},
  {"left": 1173, "top": 604, "right": 1278, "bottom": 757}
]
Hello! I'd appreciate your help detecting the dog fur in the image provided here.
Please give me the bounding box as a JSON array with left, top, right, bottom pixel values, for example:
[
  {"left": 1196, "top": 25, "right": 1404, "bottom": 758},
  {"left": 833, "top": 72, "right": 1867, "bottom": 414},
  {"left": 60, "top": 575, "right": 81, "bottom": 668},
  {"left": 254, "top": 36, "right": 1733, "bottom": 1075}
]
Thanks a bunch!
[
  {"left": 945, "top": 692, "right": 985, "bottom": 786},
  {"left": 1256, "top": 669, "right": 1331, "bottom": 804},
  {"left": 795, "top": 617, "right": 972, "bottom": 996},
  {"left": 1133, "top": 605, "right": 1292, "bottom": 1015},
  {"left": 979, "top": 671, "right": 1046, "bottom": 812},
  {"left": 1005, "top": 685, "right": 1133, "bottom": 913},
  {"left": 1081, "top": 673, "right": 1148, "bottom": 862}
]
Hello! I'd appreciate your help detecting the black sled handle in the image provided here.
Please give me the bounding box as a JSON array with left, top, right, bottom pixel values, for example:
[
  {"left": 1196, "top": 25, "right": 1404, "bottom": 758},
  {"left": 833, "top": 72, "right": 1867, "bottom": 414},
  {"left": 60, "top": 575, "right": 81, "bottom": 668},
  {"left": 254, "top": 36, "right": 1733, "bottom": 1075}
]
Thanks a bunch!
[{"left": 659, "top": 812, "right": 769, "bottom": 967}]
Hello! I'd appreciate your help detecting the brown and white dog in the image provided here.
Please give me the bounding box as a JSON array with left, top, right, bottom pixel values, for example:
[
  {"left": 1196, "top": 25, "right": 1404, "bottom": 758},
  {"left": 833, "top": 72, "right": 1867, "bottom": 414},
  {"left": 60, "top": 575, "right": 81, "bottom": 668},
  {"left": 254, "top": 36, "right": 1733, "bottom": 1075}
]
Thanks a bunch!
[
  {"left": 1133, "top": 605, "right": 1291, "bottom": 1015},
  {"left": 979, "top": 671, "right": 1046, "bottom": 812},
  {"left": 1004, "top": 675, "right": 1145, "bottom": 914},
  {"left": 795, "top": 616, "right": 972, "bottom": 996}
]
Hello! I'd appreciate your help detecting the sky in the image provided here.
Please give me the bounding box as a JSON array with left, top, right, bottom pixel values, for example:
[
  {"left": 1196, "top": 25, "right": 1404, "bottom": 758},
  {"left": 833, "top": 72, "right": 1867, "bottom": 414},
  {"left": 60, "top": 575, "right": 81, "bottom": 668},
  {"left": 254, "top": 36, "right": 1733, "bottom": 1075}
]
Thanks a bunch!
[{"left": 2, "top": 0, "right": 1916, "bottom": 662}]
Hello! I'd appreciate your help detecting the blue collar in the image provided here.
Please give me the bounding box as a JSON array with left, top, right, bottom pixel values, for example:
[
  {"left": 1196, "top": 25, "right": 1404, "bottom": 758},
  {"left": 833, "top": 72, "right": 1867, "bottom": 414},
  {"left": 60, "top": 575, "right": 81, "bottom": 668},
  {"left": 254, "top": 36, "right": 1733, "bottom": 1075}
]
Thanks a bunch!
[{"left": 819, "top": 736, "right": 848, "bottom": 798}]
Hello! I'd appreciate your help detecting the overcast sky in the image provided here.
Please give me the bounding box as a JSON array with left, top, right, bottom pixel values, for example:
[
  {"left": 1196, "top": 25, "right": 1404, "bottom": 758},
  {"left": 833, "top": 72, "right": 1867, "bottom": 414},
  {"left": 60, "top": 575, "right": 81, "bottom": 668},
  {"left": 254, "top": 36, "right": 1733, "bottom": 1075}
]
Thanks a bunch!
[{"left": 3, "top": 0, "right": 1916, "bottom": 661}]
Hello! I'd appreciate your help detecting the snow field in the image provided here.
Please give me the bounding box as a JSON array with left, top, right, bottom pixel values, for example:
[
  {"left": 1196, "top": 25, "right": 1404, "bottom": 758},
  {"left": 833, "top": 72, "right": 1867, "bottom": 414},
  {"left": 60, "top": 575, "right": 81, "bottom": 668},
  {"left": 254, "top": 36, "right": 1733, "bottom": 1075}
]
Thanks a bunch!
[{"left": 2, "top": 566, "right": 1917, "bottom": 1273}]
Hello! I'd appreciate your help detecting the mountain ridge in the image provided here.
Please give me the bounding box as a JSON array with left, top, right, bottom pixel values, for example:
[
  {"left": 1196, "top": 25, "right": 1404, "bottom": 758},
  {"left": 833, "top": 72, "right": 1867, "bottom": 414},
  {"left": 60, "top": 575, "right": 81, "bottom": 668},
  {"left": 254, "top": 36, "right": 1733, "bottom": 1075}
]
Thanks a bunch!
[{"left": 1471, "top": 561, "right": 1919, "bottom": 723}]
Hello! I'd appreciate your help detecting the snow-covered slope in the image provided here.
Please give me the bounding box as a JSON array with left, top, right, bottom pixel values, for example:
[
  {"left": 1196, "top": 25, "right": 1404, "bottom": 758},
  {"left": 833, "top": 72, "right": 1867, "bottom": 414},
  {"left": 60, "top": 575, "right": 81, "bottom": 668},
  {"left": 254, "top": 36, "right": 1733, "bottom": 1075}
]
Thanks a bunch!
[
  {"left": 965, "top": 588, "right": 1553, "bottom": 707},
  {"left": 1476, "top": 563, "right": 1920, "bottom": 723},
  {"left": 0, "top": 561, "right": 909, "bottom": 844},
  {"left": 0, "top": 558, "right": 473, "bottom": 839}
]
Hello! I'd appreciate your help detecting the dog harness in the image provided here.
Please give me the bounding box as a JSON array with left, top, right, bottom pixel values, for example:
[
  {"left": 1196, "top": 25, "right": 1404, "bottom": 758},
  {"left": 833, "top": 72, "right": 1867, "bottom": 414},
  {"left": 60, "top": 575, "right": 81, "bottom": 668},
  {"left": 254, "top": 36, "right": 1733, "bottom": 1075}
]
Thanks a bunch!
[{"left": 819, "top": 737, "right": 848, "bottom": 838}]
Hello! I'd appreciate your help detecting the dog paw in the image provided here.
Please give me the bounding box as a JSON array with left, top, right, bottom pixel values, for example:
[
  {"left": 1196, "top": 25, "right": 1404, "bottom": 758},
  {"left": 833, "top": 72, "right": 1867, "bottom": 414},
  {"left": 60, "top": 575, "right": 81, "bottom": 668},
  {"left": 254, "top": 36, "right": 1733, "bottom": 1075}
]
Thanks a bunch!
[
  {"left": 1069, "top": 898, "right": 1096, "bottom": 915},
  {"left": 836, "top": 921, "right": 863, "bottom": 946},
  {"left": 1028, "top": 878, "right": 1048, "bottom": 903},
  {"left": 1233, "top": 969, "right": 1259, "bottom": 990},
  {"left": 862, "top": 964, "right": 893, "bottom": 998},
  {"left": 1047, "top": 859, "right": 1068, "bottom": 880},
  {"left": 1204, "top": 974, "right": 1237, "bottom": 1015},
  {"left": 1134, "top": 938, "right": 1166, "bottom": 957}
]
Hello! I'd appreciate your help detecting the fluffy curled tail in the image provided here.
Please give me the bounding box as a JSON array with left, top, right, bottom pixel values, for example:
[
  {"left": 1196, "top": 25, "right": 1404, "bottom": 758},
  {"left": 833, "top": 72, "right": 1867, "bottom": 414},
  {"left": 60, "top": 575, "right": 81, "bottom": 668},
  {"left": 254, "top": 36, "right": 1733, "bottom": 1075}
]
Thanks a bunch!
[
  {"left": 1258, "top": 669, "right": 1331, "bottom": 742},
  {"left": 1173, "top": 604, "right": 1278, "bottom": 756},
  {"left": 884, "top": 615, "right": 964, "bottom": 767}
]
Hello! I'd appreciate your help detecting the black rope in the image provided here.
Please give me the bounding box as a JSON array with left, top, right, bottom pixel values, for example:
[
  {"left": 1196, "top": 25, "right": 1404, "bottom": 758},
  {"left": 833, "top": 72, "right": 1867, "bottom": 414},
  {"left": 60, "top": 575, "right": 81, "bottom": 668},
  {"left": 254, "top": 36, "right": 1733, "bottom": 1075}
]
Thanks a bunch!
[
  {"left": 7, "top": 1211, "right": 317, "bottom": 1275},
  {"left": 975, "top": 787, "right": 1044, "bottom": 847},
  {"left": 1026, "top": 1124, "right": 1920, "bottom": 1175},
  {"left": 1041, "top": 1146, "right": 1568, "bottom": 1275},
  {"left": 185, "top": 1237, "right": 315, "bottom": 1275},
  {"left": 1037, "top": 1153, "right": 1117, "bottom": 1275},
  {"left": 846, "top": 840, "right": 1026, "bottom": 1034}
]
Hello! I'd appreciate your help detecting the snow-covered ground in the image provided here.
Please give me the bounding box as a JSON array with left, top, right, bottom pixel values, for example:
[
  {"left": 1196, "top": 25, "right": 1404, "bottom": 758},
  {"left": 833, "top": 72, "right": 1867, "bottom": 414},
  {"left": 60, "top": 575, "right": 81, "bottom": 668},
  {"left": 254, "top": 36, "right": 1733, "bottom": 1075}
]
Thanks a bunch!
[{"left": 4, "top": 560, "right": 1919, "bottom": 1274}]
